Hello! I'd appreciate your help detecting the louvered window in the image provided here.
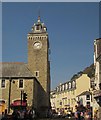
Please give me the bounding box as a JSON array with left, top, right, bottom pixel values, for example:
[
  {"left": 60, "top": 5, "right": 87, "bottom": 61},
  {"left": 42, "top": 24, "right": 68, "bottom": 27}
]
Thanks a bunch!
[
  {"left": 19, "top": 79, "right": 23, "bottom": 88},
  {"left": 1, "top": 79, "right": 5, "bottom": 88}
]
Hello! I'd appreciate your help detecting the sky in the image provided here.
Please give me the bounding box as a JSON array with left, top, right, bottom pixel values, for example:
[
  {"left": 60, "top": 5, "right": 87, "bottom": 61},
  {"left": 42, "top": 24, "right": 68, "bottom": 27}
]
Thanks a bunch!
[{"left": 2, "top": 2, "right": 100, "bottom": 90}]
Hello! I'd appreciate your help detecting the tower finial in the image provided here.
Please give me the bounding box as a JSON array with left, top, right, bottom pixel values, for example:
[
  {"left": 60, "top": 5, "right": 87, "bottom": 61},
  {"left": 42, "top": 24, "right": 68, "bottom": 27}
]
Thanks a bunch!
[
  {"left": 38, "top": 9, "right": 41, "bottom": 23},
  {"left": 38, "top": 9, "right": 40, "bottom": 17}
]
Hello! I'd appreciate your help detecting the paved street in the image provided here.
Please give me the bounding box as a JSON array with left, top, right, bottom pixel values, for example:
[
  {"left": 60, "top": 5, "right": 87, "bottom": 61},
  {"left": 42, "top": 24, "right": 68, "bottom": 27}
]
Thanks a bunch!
[{"left": 0, "top": 118, "right": 75, "bottom": 120}]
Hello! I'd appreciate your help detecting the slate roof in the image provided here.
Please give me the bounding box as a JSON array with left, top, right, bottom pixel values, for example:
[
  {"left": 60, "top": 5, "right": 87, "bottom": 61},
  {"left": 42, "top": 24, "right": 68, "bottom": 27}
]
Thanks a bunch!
[{"left": 0, "top": 62, "right": 34, "bottom": 78}]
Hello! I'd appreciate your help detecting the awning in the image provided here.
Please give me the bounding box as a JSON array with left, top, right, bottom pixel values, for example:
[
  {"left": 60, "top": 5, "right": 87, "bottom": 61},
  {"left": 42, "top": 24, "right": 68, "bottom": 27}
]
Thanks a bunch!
[{"left": 11, "top": 100, "right": 27, "bottom": 107}]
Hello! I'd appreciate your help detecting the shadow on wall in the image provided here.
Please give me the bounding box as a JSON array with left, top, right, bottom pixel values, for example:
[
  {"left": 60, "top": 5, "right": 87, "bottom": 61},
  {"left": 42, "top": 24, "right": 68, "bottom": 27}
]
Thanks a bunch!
[{"left": 34, "top": 77, "right": 50, "bottom": 118}]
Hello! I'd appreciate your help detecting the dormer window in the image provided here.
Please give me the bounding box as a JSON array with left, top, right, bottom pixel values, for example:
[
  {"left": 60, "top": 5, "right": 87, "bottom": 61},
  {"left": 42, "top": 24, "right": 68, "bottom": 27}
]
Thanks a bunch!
[
  {"left": 60, "top": 86, "right": 62, "bottom": 91},
  {"left": 72, "top": 81, "right": 76, "bottom": 88},
  {"left": 69, "top": 82, "right": 71, "bottom": 89},
  {"left": 56, "top": 87, "right": 59, "bottom": 92},
  {"left": 62, "top": 85, "right": 64, "bottom": 91},
  {"left": 65, "top": 83, "right": 68, "bottom": 90}
]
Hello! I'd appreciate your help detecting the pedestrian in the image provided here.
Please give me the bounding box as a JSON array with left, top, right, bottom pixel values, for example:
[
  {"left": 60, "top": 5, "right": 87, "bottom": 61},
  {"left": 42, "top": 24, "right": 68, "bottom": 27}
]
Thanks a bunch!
[
  {"left": 1, "top": 112, "right": 7, "bottom": 120},
  {"left": 12, "top": 109, "right": 20, "bottom": 120},
  {"left": 29, "top": 108, "right": 36, "bottom": 120},
  {"left": 94, "top": 109, "right": 98, "bottom": 120},
  {"left": 84, "top": 109, "right": 91, "bottom": 120},
  {"left": 24, "top": 108, "right": 30, "bottom": 120},
  {"left": 80, "top": 111, "right": 85, "bottom": 120},
  {"left": 74, "top": 106, "right": 81, "bottom": 120}
]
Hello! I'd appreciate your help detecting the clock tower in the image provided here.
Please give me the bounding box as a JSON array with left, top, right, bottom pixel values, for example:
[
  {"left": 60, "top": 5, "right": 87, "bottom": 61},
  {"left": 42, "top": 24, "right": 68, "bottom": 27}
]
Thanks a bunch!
[{"left": 27, "top": 16, "right": 50, "bottom": 115}]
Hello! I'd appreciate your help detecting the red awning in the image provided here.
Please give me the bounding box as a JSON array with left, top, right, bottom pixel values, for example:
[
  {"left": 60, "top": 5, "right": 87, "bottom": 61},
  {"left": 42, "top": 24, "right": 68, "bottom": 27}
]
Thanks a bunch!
[{"left": 11, "top": 100, "right": 26, "bottom": 107}]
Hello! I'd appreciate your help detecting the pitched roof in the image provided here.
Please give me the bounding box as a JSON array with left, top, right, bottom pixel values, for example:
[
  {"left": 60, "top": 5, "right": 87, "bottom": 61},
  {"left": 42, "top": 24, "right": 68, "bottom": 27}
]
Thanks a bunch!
[
  {"left": 83, "top": 64, "right": 95, "bottom": 78},
  {"left": 77, "top": 91, "right": 92, "bottom": 97},
  {"left": 0, "top": 62, "right": 34, "bottom": 78}
]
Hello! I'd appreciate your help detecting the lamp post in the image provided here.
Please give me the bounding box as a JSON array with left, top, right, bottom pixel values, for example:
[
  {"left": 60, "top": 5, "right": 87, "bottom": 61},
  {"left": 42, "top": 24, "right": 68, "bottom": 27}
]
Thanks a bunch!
[
  {"left": 8, "top": 78, "right": 15, "bottom": 114},
  {"left": 21, "top": 90, "right": 24, "bottom": 107},
  {"left": 8, "top": 78, "right": 12, "bottom": 114}
]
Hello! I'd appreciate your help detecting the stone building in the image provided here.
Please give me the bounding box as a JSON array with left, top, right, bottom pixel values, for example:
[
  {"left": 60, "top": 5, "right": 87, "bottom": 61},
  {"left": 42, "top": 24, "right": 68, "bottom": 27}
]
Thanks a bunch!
[{"left": 0, "top": 16, "right": 50, "bottom": 117}]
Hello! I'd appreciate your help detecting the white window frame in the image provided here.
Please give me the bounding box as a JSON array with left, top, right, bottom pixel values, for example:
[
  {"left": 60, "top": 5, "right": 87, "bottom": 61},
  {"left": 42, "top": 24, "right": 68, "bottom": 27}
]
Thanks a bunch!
[
  {"left": 1, "top": 79, "right": 6, "bottom": 89},
  {"left": 34, "top": 71, "right": 39, "bottom": 77},
  {"left": 69, "top": 82, "right": 71, "bottom": 89},
  {"left": 62, "top": 84, "right": 64, "bottom": 91},
  {"left": 72, "top": 81, "right": 76, "bottom": 88},
  {"left": 18, "top": 79, "right": 24, "bottom": 89},
  {"left": 86, "top": 94, "right": 90, "bottom": 100}
]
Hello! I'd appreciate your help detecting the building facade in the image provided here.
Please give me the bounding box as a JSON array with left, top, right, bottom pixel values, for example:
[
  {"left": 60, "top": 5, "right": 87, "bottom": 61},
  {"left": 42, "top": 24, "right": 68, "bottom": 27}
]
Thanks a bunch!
[
  {"left": 27, "top": 16, "right": 50, "bottom": 116},
  {"left": 50, "top": 71, "right": 93, "bottom": 114},
  {"left": 0, "top": 16, "right": 50, "bottom": 117},
  {"left": 93, "top": 38, "right": 101, "bottom": 119}
]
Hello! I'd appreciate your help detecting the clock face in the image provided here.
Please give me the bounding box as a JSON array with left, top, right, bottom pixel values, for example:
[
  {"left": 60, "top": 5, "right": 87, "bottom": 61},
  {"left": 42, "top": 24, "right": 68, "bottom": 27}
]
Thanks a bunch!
[{"left": 33, "top": 41, "right": 42, "bottom": 49}]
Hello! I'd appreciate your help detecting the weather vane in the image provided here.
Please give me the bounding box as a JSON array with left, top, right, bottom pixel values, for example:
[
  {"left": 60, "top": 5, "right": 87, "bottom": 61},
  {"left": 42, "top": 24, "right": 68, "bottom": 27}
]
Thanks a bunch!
[{"left": 38, "top": 9, "right": 41, "bottom": 17}]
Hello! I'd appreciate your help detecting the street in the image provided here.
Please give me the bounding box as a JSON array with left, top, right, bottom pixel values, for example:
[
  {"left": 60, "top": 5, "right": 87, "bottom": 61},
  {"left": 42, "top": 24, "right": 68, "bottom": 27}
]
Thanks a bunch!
[{"left": 0, "top": 117, "right": 75, "bottom": 120}]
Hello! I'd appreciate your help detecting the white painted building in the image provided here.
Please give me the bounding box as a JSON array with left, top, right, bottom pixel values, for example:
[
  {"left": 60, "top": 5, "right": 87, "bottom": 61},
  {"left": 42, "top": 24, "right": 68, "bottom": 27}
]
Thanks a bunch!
[
  {"left": 76, "top": 91, "right": 92, "bottom": 107},
  {"left": 93, "top": 38, "right": 101, "bottom": 119}
]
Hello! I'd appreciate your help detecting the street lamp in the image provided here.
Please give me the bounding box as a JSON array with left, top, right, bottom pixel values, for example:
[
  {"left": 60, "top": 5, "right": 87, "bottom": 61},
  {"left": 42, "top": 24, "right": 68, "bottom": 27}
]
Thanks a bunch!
[
  {"left": 8, "top": 78, "right": 12, "bottom": 114},
  {"left": 8, "top": 78, "right": 15, "bottom": 114}
]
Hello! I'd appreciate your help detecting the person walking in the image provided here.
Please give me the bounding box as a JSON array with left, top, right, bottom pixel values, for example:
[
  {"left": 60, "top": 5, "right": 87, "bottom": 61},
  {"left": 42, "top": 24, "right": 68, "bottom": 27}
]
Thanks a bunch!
[
  {"left": 12, "top": 109, "right": 20, "bottom": 120},
  {"left": 94, "top": 109, "right": 98, "bottom": 120},
  {"left": 84, "top": 109, "right": 92, "bottom": 120},
  {"left": 74, "top": 106, "right": 81, "bottom": 120}
]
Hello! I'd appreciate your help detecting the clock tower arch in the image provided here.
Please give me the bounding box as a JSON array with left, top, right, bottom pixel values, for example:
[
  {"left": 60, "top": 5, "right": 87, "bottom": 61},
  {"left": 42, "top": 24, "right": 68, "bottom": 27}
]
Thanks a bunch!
[{"left": 27, "top": 16, "right": 50, "bottom": 115}]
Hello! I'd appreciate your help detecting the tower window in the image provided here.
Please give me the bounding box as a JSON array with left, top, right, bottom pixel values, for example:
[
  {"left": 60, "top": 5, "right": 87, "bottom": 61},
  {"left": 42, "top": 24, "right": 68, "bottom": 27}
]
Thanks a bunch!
[
  {"left": 34, "top": 71, "right": 39, "bottom": 77},
  {"left": 36, "top": 25, "right": 40, "bottom": 30},
  {"left": 1, "top": 79, "right": 5, "bottom": 88},
  {"left": 19, "top": 79, "right": 23, "bottom": 88}
]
